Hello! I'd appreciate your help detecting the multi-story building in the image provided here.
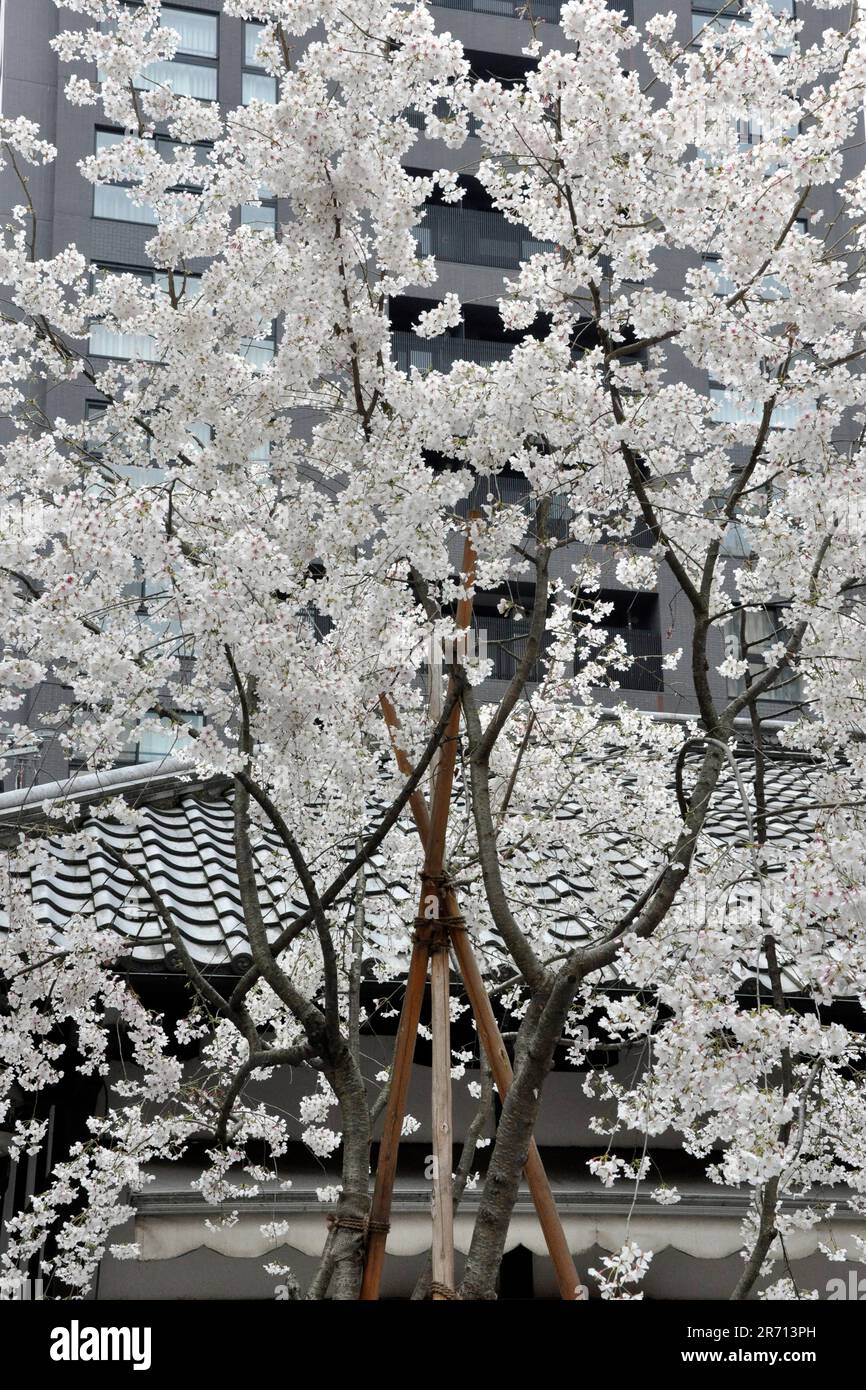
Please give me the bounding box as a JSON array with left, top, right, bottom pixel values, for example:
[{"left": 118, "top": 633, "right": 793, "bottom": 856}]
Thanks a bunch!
[
  {"left": 3, "top": 0, "right": 837, "bottom": 790},
  {"left": 1, "top": 0, "right": 862, "bottom": 1300}
]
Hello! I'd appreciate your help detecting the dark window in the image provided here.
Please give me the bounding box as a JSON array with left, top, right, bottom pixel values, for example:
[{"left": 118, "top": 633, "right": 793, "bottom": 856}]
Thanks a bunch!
[
  {"left": 430, "top": 0, "right": 633, "bottom": 21},
  {"left": 298, "top": 564, "right": 332, "bottom": 643},
  {"left": 473, "top": 584, "right": 551, "bottom": 682},
  {"left": 389, "top": 294, "right": 590, "bottom": 368},
  {"left": 426, "top": 0, "right": 632, "bottom": 21},
  {"left": 575, "top": 589, "right": 663, "bottom": 692},
  {"left": 407, "top": 172, "right": 553, "bottom": 270},
  {"left": 429, "top": 0, "right": 560, "bottom": 20}
]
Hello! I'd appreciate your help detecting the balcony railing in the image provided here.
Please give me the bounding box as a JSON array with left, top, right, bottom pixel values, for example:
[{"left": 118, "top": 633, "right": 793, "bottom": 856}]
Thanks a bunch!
[
  {"left": 432, "top": 0, "right": 560, "bottom": 17},
  {"left": 430, "top": 0, "right": 633, "bottom": 22},
  {"left": 392, "top": 330, "right": 514, "bottom": 372},
  {"left": 476, "top": 613, "right": 549, "bottom": 682},
  {"left": 456, "top": 471, "right": 571, "bottom": 541},
  {"left": 404, "top": 99, "right": 482, "bottom": 138},
  {"left": 414, "top": 203, "right": 553, "bottom": 270},
  {"left": 579, "top": 624, "right": 664, "bottom": 692},
  {"left": 598, "top": 517, "right": 656, "bottom": 549},
  {"left": 475, "top": 616, "right": 664, "bottom": 687}
]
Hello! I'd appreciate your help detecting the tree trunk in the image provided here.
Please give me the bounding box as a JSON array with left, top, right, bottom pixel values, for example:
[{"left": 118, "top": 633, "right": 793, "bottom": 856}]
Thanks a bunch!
[
  {"left": 314, "top": 1046, "right": 371, "bottom": 1300},
  {"left": 459, "top": 970, "right": 579, "bottom": 1299}
]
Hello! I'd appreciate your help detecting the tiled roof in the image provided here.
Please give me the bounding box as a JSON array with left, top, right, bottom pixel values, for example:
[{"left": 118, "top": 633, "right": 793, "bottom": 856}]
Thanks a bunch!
[{"left": 0, "top": 742, "right": 833, "bottom": 979}]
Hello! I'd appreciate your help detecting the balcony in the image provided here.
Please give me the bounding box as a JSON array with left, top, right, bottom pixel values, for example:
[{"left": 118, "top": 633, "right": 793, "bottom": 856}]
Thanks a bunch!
[
  {"left": 432, "top": 0, "right": 560, "bottom": 17},
  {"left": 599, "top": 517, "right": 656, "bottom": 549},
  {"left": 475, "top": 611, "right": 547, "bottom": 682},
  {"left": 475, "top": 617, "right": 662, "bottom": 688},
  {"left": 414, "top": 204, "right": 553, "bottom": 270},
  {"left": 392, "top": 330, "right": 514, "bottom": 372},
  {"left": 404, "top": 99, "right": 482, "bottom": 138},
  {"left": 581, "top": 624, "right": 664, "bottom": 692},
  {"left": 457, "top": 470, "right": 571, "bottom": 541},
  {"left": 430, "top": 0, "right": 633, "bottom": 21}
]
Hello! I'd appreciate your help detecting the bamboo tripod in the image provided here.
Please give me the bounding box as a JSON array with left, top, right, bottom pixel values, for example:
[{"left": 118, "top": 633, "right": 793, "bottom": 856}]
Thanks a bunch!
[{"left": 360, "top": 535, "right": 583, "bottom": 1301}]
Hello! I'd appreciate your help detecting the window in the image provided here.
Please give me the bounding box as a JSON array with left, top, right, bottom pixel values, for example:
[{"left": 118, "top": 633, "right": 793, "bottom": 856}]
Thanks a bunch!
[
  {"left": 709, "top": 382, "right": 811, "bottom": 429},
  {"left": 85, "top": 405, "right": 206, "bottom": 671},
  {"left": 248, "top": 440, "right": 271, "bottom": 464},
  {"left": 90, "top": 264, "right": 273, "bottom": 370},
  {"left": 703, "top": 218, "right": 807, "bottom": 300},
  {"left": 88, "top": 265, "right": 201, "bottom": 360},
  {"left": 238, "top": 317, "right": 276, "bottom": 367},
  {"left": 473, "top": 586, "right": 549, "bottom": 682},
  {"left": 574, "top": 589, "right": 663, "bottom": 692},
  {"left": 723, "top": 605, "right": 803, "bottom": 703},
  {"left": 704, "top": 262, "right": 793, "bottom": 300},
  {"left": 407, "top": 49, "right": 538, "bottom": 138},
  {"left": 160, "top": 5, "right": 217, "bottom": 58},
  {"left": 696, "top": 110, "right": 800, "bottom": 168},
  {"left": 85, "top": 399, "right": 160, "bottom": 483},
  {"left": 431, "top": 0, "right": 564, "bottom": 20},
  {"left": 411, "top": 173, "right": 554, "bottom": 270},
  {"left": 692, "top": 0, "right": 795, "bottom": 31},
  {"left": 85, "top": 403, "right": 209, "bottom": 495},
  {"left": 154, "top": 133, "right": 211, "bottom": 192},
  {"left": 93, "top": 130, "right": 157, "bottom": 224},
  {"left": 137, "top": 57, "right": 217, "bottom": 100},
  {"left": 89, "top": 266, "right": 159, "bottom": 361},
  {"left": 709, "top": 476, "right": 781, "bottom": 560},
  {"left": 691, "top": 1, "right": 795, "bottom": 56},
  {"left": 298, "top": 565, "right": 332, "bottom": 644},
  {"left": 118, "top": 707, "right": 204, "bottom": 765},
  {"left": 100, "top": 5, "right": 218, "bottom": 101},
  {"left": 92, "top": 130, "right": 210, "bottom": 224},
  {"left": 692, "top": 3, "right": 746, "bottom": 41},
  {"left": 241, "top": 203, "right": 277, "bottom": 233},
  {"left": 137, "top": 574, "right": 195, "bottom": 658},
  {"left": 241, "top": 188, "right": 277, "bottom": 234},
  {"left": 243, "top": 21, "right": 277, "bottom": 104}
]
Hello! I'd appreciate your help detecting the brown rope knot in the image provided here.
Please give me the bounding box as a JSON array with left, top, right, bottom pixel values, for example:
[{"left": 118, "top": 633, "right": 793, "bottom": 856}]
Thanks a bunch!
[
  {"left": 366, "top": 1218, "right": 391, "bottom": 1235},
  {"left": 430, "top": 1281, "right": 458, "bottom": 1300},
  {"left": 326, "top": 1212, "right": 367, "bottom": 1233},
  {"left": 419, "top": 870, "right": 450, "bottom": 887}
]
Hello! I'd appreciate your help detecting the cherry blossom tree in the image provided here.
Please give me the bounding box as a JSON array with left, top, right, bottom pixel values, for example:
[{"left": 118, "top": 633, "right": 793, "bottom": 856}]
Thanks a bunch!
[{"left": 1, "top": 0, "right": 866, "bottom": 1301}]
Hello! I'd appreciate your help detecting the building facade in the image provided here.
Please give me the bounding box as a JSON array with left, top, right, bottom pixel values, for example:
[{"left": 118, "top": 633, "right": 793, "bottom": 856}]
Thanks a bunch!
[
  {"left": 3, "top": 0, "right": 849, "bottom": 793},
  {"left": 1, "top": 0, "right": 864, "bottom": 1300}
]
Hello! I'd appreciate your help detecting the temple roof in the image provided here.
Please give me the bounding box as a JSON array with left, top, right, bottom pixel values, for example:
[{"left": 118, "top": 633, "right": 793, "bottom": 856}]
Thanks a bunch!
[{"left": 0, "top": 736, "right": 831, "bottom": 992}]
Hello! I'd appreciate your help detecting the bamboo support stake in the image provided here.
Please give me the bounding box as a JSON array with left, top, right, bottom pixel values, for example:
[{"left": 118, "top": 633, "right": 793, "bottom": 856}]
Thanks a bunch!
[
  {"left": 429, "top": 937, "right": 454, "bottom": 1298},
  {"left": 359, "top": 934, "right": 430, "bottom": 1301},
  {"left": 377, "top": 704, "right": 584, "bottom": 1299},
  {"left": 361, "top": 536, "right": 477, "bottom": 1300},
  {"left": 413, "top": 535, "right": 474, "bottom": 1299}
]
